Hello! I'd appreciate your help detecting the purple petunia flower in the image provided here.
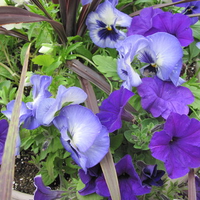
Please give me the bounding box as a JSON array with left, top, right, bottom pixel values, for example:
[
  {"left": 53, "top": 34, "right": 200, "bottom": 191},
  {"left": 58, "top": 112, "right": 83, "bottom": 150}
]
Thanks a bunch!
[
  {"left": 0, "top": 119, "right": 9, "bottom": 164},
  {"left": 53, "top": 104, "right": 110, "bottom": 172},
  {"left": 172, "top": 0, "right": 200, "bottom": 25},
  {"left": 34, "top": 175, "right": 65, "bottom": 200},
  {"left": 149, "top": 112, "right": 200, "bottom": 179},
  {"left": 128, "top": 7, "right": 194, "bottom": 47},
  {"left": 78, "top": 164, "right": 102, "bottom": 195},
  {"left": 137, "top": 77, "right": 194, "bottom": 119},
  {"left": 96, "top": 86, "right": 134, "bottom": 132},
  {"left": 141, "top": 164, "right": 165, "bottom": 187},
  {"left": 35, "top": 85, "right": 87, "bottom": 126},
  {"left": 86, "top": 1, "right": 131, "bottom": 48},
  {"left": 127, "top": 7, "right": 163, "bottom": 37},
  {"left": 95, "top": 155, "right": 151, "bottom": 200}
]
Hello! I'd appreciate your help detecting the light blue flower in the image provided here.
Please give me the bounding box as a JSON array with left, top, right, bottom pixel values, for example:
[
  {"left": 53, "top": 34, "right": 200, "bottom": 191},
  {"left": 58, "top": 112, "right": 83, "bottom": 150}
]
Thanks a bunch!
[
  {"left": 53, "top": 105, "right": 110, "bottom": 172},
  {"left": 116, "top": 32, "right": 184, "bottom": 89},
  {"left": 36, "top": 85, "right": 87, "bottom": 126},
  {"left": 86, "top": 1, "right": 131, "bottom": 48}
]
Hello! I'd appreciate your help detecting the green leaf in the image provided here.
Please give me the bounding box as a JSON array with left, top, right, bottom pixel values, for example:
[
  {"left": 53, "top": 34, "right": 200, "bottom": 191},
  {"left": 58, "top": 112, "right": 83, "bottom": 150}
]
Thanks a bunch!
[
  {"left": 76, "top": 46, "right": 93, "bottom": 60},
  {"left": 65, "top": 42, "right": 83, "bottom": 58},
  {"left": 110, "top": 134, "right": 124, "bottom": 154},
  {"left": 42, "top": 60, "right": 62, "bottom": 75},
  {"left": 92, "top": 55, "right": 119, "bottom": 80},
  {"left": 188, "top": 41, "right": 200, "bottom": 62},
  {"left": 191, "top": 21, "right": 200, "bottom": 40},
  {"left": 32, "top": 54, "right": 55, "bottom": 67},
  {"left": 0, "top": 64, "right": 14, "bottom": 80}
]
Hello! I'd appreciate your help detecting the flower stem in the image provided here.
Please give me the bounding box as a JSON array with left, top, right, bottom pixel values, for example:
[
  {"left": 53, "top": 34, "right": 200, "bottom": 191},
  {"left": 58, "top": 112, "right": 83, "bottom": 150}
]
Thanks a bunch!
[{"left": 188, "top": 168, "right": 196, "bottom": 200}]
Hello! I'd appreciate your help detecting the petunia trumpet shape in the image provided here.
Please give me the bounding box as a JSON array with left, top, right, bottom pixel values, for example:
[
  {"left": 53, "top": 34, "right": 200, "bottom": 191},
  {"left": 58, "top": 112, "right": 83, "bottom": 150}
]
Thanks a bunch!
[
  {"left": 97, "top": 86, "right": 134, "bottom": 132},
  {"left": 53, "top": 104, "right": 110, "bottom": 172},
  {"left": 34, "top": 175, "right": 65, "bottom": 200},
  {"left": 95, "top": 154, "right": 150, "bottom": 200},
  {"left": 149, "top": 112, "right": 200, "bottom": 179},
  {"left": 86, "top": 1, "right": 131, "bottom": 48},
  {"left": 137, "top": 77, "right": 194, "bottom": 119}
]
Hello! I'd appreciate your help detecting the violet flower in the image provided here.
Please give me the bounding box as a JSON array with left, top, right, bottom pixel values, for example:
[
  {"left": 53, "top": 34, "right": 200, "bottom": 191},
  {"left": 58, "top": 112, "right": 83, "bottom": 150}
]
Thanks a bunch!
[
  {"left": 149, "top": 112, "right": 200, "bottom": 179},
  {"left": 128, "top": 7, "right": 194, "bottom": 47},
  {"left": 0, "top": 119, "right": 8, "bottom": 164},
  {"left": 127, "top": 7, "right": 163, "bottom": 37},
  {"left": 195, "top": 175, "right": 200, "bottom": 200},
  {"left": 117, "top": 32, "right": 184, "bottom": 87},
  {"left": 116, "top": 34, "right": 149, "bottom": 88},
  {"left": 78, "top": 164, "right": 102, "bottom": 195},
  {"left": 34, "top": 175, "right": 65, "bottom": 200},
  {"left": 2, "top": 75, "right": 52, "bottom": 130},
  {"left": 96, "top": 155, "right": 151, "bottom": 200},
  {"left": 141, "top": 164, "right": 165, "bottom": 187},
  {"left": 0, "top": 119, "right": 20, "bottom": 164},
  {"left": 96, "top": 86, "right": 134, "bottom": 132},
  {"left": 172, "top": 0, "right": 200, "bottom": 25},
  {"left": 53, "top": 104, "right": 110, "bottom": 172},
  {"left": 86, "top": 1, "right": 131, "bottom": 48},
  {"left": 137, "top": 77, "right": 194, "bottom": 119},
  {"left": 36, "top": 85, "right": 87, "bottom": 126}
]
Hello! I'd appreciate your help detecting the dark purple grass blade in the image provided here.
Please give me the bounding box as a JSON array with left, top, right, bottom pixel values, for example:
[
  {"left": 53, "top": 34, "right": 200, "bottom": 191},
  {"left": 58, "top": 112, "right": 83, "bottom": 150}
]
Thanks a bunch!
[{"left": 0, "top": 6, "right": 67, "bottom": 44}]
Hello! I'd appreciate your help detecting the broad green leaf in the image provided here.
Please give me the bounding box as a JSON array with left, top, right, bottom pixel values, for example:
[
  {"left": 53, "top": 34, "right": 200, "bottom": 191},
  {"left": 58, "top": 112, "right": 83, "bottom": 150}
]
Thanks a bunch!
[
  {"left": 110, "top": 134, "right": 124, "bottom": 154},
  {"left": 191, "top": 21, "right": 200, "bottom": 40},
  {"left": 42, "top": 60, "right": 62, "bottom": 75},
  {"left": 92, "top": 55, "right": 119, "bottom": 80},
  {"left": 32, "top": 54, "right": 55, "bottom": 67},
  {"left": 188, "top": 41, "right": 200, "bottom": 62}
]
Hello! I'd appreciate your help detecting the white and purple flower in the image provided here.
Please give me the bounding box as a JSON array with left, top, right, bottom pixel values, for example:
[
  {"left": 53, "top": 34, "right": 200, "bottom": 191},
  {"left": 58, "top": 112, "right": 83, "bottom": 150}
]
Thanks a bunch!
[{"left": 86, "top": 1, "right": 131, "bottom": 48}]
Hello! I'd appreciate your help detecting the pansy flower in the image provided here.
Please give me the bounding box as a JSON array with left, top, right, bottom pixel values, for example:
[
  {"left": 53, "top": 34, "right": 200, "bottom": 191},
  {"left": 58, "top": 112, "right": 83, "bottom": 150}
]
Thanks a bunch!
[
  {"left": 137, "top": 77, "right": 194, "bottom": 119},
  {"left": 2, "top": 75, "right": 52, "bottom": 130},
  {"left": 96, "top": 155, "right": 150, "bottom": 200},
  {"left": 97, "top": 86, "right": 134, "bottom": 132},
  {"left": 53, "top": 104, "right": 110, "bottom": 172},
  {"left": 149, "top": 112, "right": 200, "bottom": 179},
  {"left": 116, "top": 34, "right": 149, "bottom": 88},
  {"left": 86, "top": 1, "right": 131, "bottom": 48},
  {"left": 34, "top": 175, "right": 65, "bottom": 200},
  {"left": 116, "top": 32, "right": 184, "bottom": 87},
  {"left": 36, "top": 85, "right": 87, "bottom": 126}
]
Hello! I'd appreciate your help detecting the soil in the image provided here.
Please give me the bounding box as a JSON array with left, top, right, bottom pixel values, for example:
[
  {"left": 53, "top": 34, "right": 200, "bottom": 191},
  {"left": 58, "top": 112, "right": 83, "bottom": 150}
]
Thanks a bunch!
[{"left": 13, "top": 150, "right": 39, "bottom": 195}]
